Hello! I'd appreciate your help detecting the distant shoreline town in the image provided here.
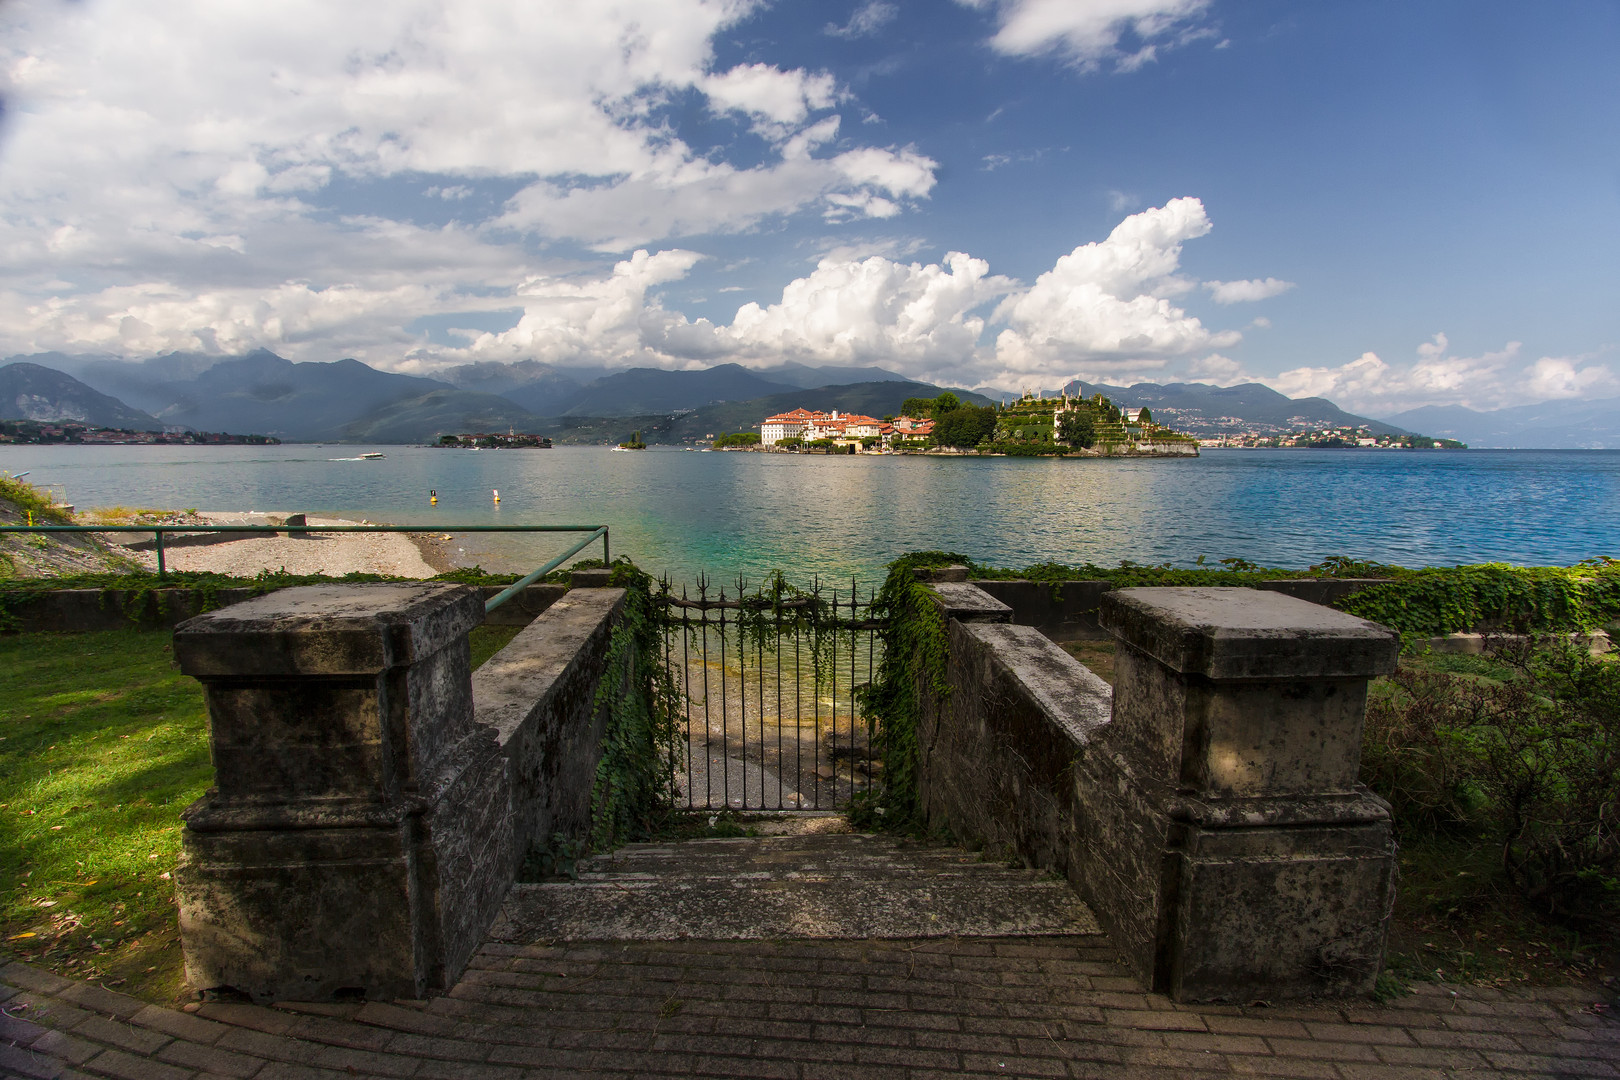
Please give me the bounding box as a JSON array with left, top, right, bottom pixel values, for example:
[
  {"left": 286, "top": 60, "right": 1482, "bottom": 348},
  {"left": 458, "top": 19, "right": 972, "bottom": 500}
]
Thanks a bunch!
[
  {"left": 0, "top": 420, "right": 280, "bottom": 446},
  {"left": 1198, "top": 426, "right": 1466, "bottom": 450}
]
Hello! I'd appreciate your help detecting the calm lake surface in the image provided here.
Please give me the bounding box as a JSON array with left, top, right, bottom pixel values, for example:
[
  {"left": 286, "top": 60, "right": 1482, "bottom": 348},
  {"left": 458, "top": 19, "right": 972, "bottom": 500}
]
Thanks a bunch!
[{"left": 4, "top": 445, "right": 1616, "bottom": 588}]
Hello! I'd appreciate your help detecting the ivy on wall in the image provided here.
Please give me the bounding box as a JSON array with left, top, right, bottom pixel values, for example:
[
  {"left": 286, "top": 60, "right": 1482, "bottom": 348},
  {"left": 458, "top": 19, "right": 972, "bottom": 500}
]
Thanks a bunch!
[
  {"left": 586, "top": 560, "right": 681, "bottom": 849},
  {"left": 854, "top": 551, "right": 964, "bottom": 831}
]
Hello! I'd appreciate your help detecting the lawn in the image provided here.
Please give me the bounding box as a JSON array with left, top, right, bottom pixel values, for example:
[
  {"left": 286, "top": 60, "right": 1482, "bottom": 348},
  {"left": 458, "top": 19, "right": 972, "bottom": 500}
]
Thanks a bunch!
[{"left": 0, "top": 623, "right": 521, "bottom": 1003}]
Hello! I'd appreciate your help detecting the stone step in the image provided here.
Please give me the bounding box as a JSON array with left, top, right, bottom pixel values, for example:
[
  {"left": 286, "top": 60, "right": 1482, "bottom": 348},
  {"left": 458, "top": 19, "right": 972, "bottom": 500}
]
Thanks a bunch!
[{"left": 492, "top": 831, "right": 1101, "bottom": 942}]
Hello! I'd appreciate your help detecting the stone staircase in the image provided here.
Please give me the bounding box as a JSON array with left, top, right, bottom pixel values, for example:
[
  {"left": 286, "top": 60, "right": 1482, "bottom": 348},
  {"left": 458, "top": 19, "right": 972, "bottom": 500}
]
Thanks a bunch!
[{"left": 488, "top": 825, "right": 1102, "bottom": 943}]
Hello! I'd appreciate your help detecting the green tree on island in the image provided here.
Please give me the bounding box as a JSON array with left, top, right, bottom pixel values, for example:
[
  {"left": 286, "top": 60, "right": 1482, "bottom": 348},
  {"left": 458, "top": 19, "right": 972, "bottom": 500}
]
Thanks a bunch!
[
  {"left": 1058, "top": 411, "right": 1096, "bottom": 448},
  {"left": 933, "top": 404, "right": 997, "bottom": 448},
  {"left": 900, "top": 396, "right": 935, "bottom": 418}
]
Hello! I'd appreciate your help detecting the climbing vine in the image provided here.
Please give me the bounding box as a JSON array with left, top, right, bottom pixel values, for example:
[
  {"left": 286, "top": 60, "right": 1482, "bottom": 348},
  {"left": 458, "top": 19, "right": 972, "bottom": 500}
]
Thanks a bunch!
[
  {"left": 852, "top": 551, "right": 964, "bottom": 832},
  {"left": 1334, "top": 559, "right": 1620, "bottom": 636},
  {"left": 586, "top": 559, "right": 682, "bottom": 849}
]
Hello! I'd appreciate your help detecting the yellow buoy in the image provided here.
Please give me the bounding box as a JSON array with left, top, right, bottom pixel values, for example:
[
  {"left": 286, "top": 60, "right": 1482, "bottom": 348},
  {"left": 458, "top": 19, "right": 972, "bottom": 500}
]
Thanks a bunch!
[
  {"left": 430, "top": 488, "right": 437, "bottom": 504},
  {"left": 492, "top": 488, "right": 500, "bottom": 503}
]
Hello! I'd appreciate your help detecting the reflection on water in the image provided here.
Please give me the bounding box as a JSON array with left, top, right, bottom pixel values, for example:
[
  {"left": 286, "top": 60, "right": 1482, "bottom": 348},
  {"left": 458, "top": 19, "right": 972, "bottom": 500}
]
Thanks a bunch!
[{"left": 4, "top": 443, "right": 1617, "bottom": 587}]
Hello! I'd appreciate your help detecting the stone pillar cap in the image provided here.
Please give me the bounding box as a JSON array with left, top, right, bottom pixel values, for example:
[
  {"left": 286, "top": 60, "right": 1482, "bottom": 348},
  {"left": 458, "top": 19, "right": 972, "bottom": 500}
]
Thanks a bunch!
[
  {"left": 930, "top": 581, "right": 1012, "bottom": 622},
  {"left": 1100, "top": 587, "right": 1398, "bottom": 680},
  {"left": 175, "top": 583, "right": 484, "bottom": 677}
]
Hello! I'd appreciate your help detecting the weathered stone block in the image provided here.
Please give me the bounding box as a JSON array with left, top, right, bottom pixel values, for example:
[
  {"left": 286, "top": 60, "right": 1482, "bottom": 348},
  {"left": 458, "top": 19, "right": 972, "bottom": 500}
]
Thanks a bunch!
[
  {"left": 172, "top": 583, "right": 514, "bottom": 1002},
  {"left": 1101, "top": 588, "right": 1398, "bottom": 798},
  {"left": 917, "top": 581, "right": 1402, "bottom": 1004},
  {"left": 471, "top": 589, "right": 627, "bottom": 861}
]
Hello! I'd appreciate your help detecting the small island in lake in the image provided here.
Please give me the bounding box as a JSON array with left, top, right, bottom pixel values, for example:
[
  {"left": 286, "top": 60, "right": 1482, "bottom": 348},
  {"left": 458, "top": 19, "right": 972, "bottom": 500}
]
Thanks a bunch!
[
  {"left": 435, "top": 431, "right": 552, "bottom": 449},
  {"left": 754, "top": 389, "right": 1200, "bottom": 457}
]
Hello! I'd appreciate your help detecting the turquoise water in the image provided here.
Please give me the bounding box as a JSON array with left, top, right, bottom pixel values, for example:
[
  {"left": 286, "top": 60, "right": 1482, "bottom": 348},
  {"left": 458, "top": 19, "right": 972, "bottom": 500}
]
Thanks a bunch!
[{"left": 3, "top": 445, "right": 1616, "bottom": 588}]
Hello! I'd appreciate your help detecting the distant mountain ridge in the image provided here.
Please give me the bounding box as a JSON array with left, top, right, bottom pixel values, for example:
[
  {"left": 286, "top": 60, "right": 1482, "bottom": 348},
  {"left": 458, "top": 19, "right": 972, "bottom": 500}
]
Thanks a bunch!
[
  {"left": 1381, "top": 398, "right": 1620, "bottom": 449},
  {"left": 0, "top": 362, "right": 162, "bottom": 430},
  {"left": 10, "top": 350, "right": 1544, "bottom": 445}
]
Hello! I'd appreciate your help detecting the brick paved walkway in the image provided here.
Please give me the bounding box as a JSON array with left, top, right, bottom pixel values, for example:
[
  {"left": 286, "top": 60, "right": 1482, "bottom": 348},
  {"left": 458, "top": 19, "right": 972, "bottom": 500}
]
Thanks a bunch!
[{"left": 4, "top": 941, "right": 1617, "bottom": 1079}]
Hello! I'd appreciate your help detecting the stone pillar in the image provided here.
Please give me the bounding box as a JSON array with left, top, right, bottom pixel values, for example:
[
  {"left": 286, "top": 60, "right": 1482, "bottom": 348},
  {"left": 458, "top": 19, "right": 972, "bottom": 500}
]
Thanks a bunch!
[
  {"left": 1097, "top": 587, "right": 1400, "bottom": 1001},
  {"left": 172, "top": 584, "right": 514, "bottom": 1002}
]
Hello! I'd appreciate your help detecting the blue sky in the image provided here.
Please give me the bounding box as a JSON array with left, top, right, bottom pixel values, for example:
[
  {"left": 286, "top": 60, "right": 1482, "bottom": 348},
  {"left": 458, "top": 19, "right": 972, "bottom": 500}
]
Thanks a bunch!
[{"left": 2, "top": 0, "right": 1616, "bottom": 416}]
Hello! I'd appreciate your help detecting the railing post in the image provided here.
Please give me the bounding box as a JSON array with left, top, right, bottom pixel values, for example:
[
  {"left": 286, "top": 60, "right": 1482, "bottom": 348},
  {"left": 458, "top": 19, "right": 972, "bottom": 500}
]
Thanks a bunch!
[
  {"left": 1097, "top": 587, "right": 1400, "bottom": 1000},
  {"left": 154, "top": 528, "right": 166, "bottom": 578},
  {"left": 171, "top": 583, "right": 513, "bottom": 1001}
]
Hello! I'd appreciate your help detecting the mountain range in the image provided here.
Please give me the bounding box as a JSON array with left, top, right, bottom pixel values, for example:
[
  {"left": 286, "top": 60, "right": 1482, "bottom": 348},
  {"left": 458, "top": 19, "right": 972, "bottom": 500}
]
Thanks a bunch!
[
  {"left": 7, "top": 350, "right": 1608, "bottom": 447},
  {"left": 1381, "top": 398, "right": 1620, "bottom": 449},
  {"left": 0, "top": 352, "right": 940, "bottom": 443},
  {"left": 0, "top": 362, "right": 162, "bottom": 430}
]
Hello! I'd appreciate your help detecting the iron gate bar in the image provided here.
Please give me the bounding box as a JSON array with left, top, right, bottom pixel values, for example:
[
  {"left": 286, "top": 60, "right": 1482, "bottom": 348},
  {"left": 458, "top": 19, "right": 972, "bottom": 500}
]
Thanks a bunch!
[{"left": 657, "top": 575, "right": 885, "bottom": 812}]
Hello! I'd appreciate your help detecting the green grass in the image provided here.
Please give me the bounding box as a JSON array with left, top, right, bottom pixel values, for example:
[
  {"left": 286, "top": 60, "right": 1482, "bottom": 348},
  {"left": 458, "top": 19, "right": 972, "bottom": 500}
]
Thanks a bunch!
[
  {"left": 0, "top": 623, "right": 524, "bottom": 1003},
  {"left": 0, "top": 629, "right": 208, "bottom": 1002}
]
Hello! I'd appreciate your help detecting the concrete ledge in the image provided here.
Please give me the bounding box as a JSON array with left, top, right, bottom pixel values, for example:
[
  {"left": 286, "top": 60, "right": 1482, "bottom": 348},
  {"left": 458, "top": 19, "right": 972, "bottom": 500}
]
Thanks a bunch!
[
  {"left": 931, "top": 581, "right": 1012, "bottom": 622},
  {"left": 1100, "top": 587, "right": 1399, "bottom": 680},
  {"left": 971, "top": 577, "right": 1392, "bottom": 643},
  {"left": 472, "top": 587, "right": 627, "bottom": 861}
]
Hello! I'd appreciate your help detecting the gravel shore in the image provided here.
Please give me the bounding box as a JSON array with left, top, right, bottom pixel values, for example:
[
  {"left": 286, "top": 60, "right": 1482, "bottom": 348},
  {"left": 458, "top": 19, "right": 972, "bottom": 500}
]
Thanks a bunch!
[{"left": 123, "top": 512, "right": 443, "bottom": 578}]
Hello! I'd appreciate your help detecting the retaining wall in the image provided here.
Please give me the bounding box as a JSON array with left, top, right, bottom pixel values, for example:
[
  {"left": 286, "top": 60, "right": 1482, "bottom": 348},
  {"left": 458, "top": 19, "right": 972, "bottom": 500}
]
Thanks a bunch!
[{"left": 917, "top": 576, "right": 1400, "bottom": 1002}]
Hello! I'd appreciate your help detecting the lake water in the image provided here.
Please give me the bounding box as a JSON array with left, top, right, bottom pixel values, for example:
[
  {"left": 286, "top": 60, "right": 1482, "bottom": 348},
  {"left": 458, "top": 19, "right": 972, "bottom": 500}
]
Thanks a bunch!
[{"left": 3, "top": 445, "right": 1616, "bottom": 588}]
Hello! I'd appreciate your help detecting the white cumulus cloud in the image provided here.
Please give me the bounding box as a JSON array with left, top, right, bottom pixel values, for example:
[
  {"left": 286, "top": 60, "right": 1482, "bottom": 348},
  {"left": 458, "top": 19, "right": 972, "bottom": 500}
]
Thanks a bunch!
[
  {"left": 959, "top": 0, "right": 1213, "bottom": 72},
  {"left": 990, "top": 197, "right": 1240, "bottom": 384},
  {"left": 1204, "top": 277, "right": 1294, "bottom": 304},
  {"left": 701, "top": 63, "right": 840, "bottom": 128},
  {"left": 0, "top": 0, "right": 940, "bottom": 357},
  {"left": 1268, "top": 333, "right": 1620, "bottom": 414},
  {"left": 723, "top": 252, "right": 1017, "bottom": 377}
]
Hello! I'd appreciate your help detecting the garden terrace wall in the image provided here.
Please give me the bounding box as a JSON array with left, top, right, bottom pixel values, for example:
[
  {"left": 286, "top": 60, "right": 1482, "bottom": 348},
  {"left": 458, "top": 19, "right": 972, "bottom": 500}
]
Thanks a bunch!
[
  {"left": 471, "top": 584, "right": 627, "bottom": 859},
  {"left": 970, "top": 577, "right": 1390, "bottom": 642},
  {"left": 916, "top": 578, "right": 1401, "bottom": 1002},
  {"left": 169, "top": 577, "right": 625, "bottom": 1002},
  {"left": 0, "top": 582, "right": 566, "bottom": 632}
]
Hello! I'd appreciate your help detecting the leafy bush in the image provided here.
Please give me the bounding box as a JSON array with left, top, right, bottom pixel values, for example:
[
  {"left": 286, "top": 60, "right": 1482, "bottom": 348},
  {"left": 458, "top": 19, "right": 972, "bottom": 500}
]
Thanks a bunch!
[
  {"left": 1057, "top": 410, "right": 1095, "bottom": 448},
  {"left": 1361, "top": 638, "right": 1620, "bottom": 922},
  {"left": 1338, "top": 560, "right": 1620, "bottom": 635},
  {"left": 932, "top": 404, "right": 997, "bottom": 448}
]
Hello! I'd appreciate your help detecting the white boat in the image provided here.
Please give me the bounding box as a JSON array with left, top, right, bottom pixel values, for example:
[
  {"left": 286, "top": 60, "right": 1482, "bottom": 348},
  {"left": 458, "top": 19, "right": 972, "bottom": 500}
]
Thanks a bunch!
[{"left": 359, "top": 452, "right": 385, "bottom": 459}]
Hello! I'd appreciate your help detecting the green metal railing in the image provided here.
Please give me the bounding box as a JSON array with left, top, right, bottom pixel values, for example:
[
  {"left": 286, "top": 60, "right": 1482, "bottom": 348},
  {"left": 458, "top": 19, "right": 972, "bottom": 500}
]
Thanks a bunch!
[{"left": 0, "top": 523, "right": 609, "bottom": 613}]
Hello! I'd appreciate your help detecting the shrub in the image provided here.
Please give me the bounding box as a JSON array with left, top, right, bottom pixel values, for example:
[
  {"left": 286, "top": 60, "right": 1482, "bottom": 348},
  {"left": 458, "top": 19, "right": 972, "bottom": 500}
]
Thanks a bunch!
[{"left": 1360, "top": 637, "right": 1620, "bottom": 922}]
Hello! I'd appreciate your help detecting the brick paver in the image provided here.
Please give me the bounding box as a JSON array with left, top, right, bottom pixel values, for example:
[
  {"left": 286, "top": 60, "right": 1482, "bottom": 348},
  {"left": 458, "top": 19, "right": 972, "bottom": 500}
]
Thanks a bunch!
[{"left": 3, "top": 944, "right": 1616, "bottom": 1079}]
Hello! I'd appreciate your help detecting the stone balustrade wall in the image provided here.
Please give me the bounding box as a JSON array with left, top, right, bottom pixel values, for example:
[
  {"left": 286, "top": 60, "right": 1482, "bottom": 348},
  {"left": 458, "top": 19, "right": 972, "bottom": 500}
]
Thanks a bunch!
[
  {"left": 916, "top": 573, "right": 1401, "bottom": 1002},
  {"left": 170, "top": 576, "right": 623, "bottom": 1003}
]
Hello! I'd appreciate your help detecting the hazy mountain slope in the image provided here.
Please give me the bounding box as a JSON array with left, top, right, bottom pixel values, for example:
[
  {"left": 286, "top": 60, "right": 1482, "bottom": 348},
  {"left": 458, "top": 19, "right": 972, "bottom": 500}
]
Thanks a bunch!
[
  {"left": 13, "top": 350, "right": 231, "bottom": 414},
  {"left": 438, "top": 358, "right": 582, "bottom": 401},
  {"left": 555, "top": 363, "right": 798, "bottom": 416},
  {"left": 752, "top": 361, "right": 910, "bottom": 389},
  {"left": 341, "top": 389, "right": 545, "bottom": 443},
  {"left": 1383, "top": 398, "right": 1620, "bottom": 449},
  {"left": 0, "top": 363, "right": 162, "bottom": 430},
  {"left": 148, "top": 354, "right": 455, "bottom": 439}
]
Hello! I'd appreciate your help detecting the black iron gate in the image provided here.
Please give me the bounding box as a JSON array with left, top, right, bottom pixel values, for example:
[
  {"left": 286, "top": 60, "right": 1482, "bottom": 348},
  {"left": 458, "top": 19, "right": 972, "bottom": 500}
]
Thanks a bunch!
[{"left": 658, "top": 576, "right": 885, "bottom": 810}]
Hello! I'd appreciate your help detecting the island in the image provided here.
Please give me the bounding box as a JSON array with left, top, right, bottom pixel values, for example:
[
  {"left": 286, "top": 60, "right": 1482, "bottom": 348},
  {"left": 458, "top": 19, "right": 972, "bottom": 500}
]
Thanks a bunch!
[
  {"left": 435, "top": 431, "right": 552, "bottom": 449},
  {"left": 754, "top": 390, "right": 1199, "bottom": 457}
]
